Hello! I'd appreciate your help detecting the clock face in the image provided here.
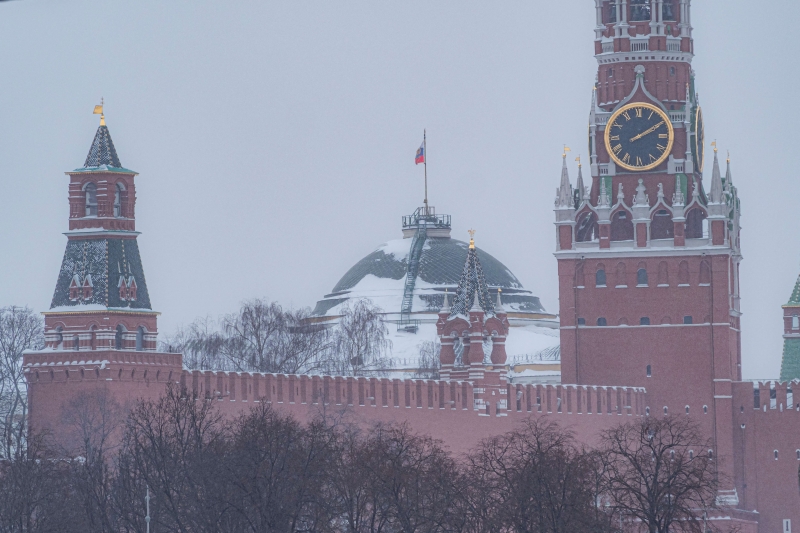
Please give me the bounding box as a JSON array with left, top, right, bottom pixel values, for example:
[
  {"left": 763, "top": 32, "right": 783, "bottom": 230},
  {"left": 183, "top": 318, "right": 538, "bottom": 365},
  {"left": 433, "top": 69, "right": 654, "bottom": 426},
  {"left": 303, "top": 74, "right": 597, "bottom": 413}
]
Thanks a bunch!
[
  {"left": 695, "top": 106, "right": 705, "bottom": 173},
  {"left": 604, "top": 103, "right": 675, "bottom": 171}
]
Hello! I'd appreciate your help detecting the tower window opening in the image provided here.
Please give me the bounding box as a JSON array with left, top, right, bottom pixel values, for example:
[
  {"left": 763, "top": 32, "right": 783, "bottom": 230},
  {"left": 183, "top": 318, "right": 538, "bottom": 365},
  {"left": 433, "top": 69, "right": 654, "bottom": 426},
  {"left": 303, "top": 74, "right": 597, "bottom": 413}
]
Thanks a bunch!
[
  {"left": 646, "top": 365, "right": 652, "bottom": 378},
  {"left": 663, "top": 406, "right": 668, "bottom": 415},
  {"left": 796, "top": 450, "right": 800, "bottom": 461},
  {"left": 646, "top": 407, "right": 650, "bottom": 416},
  {"left": 793, "top": 315, "right": 799, "bottom": 330},
  {"left": 577, "top": 318, "right": 586, "bottom": 326},
  {"left": 73, "top": 335, "right": 80, "bottom": 351},
  {"left": 774, "top": 450, "right": 779, "bottom": 461},
  {"left": 55, "top": 327, "right": 63, "bottom": 350},
  {"left": 685, "top": 405, "right": 690, "bottom": 414},
  {"left": 663, "top": 0, "right": 676, "bottom": 21},
  {"left": 611, "top": 211, "right": 634, "bottom": 242},
  {"left": 84, "top": 183, "right": 98, "bottom": 217},
  {"left": 136, "top": 327, "right": 145, "bottom": 352},
  {"left": 651, "top": 210, "right": 674, "bottom": 240},
  {"left": 678, "top": 261, "right": 690, "bottom": 286},
  {"left": 114, "top": 183, "right": 126, "bottom": 217},
  {"left": 689, "top": 450, "right": 694, "bottom": 459},
  {"left": 577, "top": 212, "right": 599, "bottom": 242},
  {"left": 597, "top": 317, "right": 608, "bottom": 327},
  {"left": 754, "top": 389, "right": 761, "bottom": 409},
  {"left": 699, "top": 261, "right": 711, "bottom": 285},
  {"left": 637, "top": 268, "right": 649, "bottom": 287},
  {"left": 684, "top": 316, "right": 693, "bottom": 325},
  {"left": 685, "top": 209, "right": 706, "bottom": 239},
  {"left": 640, "top": 317, "right": 651, "bottom": 325},
  {"left": 115, "top": 325, "right": 125, "bottom": 350},
  {"left": 670, "top": 66, "right": 676, "bottom": 77},
  {"left": 630, "top": 0, "right": 651, "bottom": 21},
  {"left": 704, "top": 405, "right": 708, "bottom": 414},
  {"left": 607, "top": 67, "right": 615, "bottom": 78},
  {"left": 606, "top": 1, "right": 617, "bottom": 24}
]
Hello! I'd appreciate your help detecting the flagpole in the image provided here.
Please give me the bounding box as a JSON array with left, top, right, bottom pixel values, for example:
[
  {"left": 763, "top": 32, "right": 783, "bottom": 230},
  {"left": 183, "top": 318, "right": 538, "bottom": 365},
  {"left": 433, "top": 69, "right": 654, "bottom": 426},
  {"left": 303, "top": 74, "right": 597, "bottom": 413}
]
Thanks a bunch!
[{"left": 423, "top": 129, "right": 428, "bottom": 215}]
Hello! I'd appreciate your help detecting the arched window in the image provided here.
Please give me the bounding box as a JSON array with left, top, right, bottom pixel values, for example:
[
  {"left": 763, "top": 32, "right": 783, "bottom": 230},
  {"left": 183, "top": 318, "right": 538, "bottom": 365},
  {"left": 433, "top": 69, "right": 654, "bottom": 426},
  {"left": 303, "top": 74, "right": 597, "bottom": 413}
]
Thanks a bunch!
[
  {"left": 114, "top": 183, "right": 125, "bottom": 217},
  {"left": 651, "top": 209, "right": 674, "bottom": 240},
  {"left": 796, "top": 450, "right": 800, "bottom": 461},
  {"left": 704, "top": 405, "right": 708, "bottom": 414},
  {"left": 84, "top": 183, "right": 98, "bottom": 217},
  {"left": 576, "top": 212, "right": 599, "bottom": 242},
  {"left": 637, "top": 266, "right": 649, "bottom": 287},
  {"left": 115, "top": 325, "right": 125, "bottom": 350},
  {"left": 793, "top": 316, "right": 799, "bottom": 330},
  {"left": 73, "top": 335, "right": 80, "bottom": 351},
  {"left": 630, "top": 0, "right": 651, "bottom": 21},
  {"left": 136, "top": 327, "right": 145, "bottom": 352},
  {"left": 699, "top": 261, "right": 711, "bottom": 285},
  {"left": 646, "top": 365, "right": 652, "bottom": 378},
  {"left": 615, "top": 262, "right": 627, "bottom": 288},
  {"left": 596, "top": 267, "right": 607, "bottom": 288},
  {"left": 640, "top": 317, "right": 651, "bottom": 325},
  {"left": 657, "top": 261, "right": 669, "bottom": 286},
  {"left": 774, "top": 450, "right": 779, "bottom": 461},
  {"left": 708, "top": 450, "right": 714, "bottom": 460},
  {"left": 611, "top": 210, "right": 634, "bottom": 242},
  {"left": 685, "top": 208, "right": 706, "bottom": 239},
  {"left": 575, "top": 263, "right": 585, "bottom": 288},
  {"left": 618, "top": 317, "right": 629, "bottom": 326},
  {"left": 597, "top": 318, "right": 608, "bottom": 327},
  {"left": 678, "top": 261, "right": 690, "bottom": 285},
  {"left": 663, "top": 406, "right": 668, "bottom": 415},
  {"left": 689, "top": 450, "right": 694, "bottom": 459},
  {"left": 89, "top": 325, "right": 96, "bottom": 350}
]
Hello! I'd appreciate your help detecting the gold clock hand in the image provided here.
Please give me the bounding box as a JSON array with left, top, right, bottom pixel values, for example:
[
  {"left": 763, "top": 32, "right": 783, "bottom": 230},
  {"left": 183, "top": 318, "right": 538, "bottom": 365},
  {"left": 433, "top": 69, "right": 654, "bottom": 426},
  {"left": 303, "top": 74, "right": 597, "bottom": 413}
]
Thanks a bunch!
[{"left": 630, "top": 121, "right": 665, "bottom": 142}]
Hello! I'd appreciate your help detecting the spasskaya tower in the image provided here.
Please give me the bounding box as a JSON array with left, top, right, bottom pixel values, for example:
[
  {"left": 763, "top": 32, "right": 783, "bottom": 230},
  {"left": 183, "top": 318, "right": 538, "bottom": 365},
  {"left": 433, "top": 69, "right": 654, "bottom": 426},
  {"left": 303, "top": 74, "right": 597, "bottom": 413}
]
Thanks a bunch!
[{"left": 554, "top": 0, "right": 743, "bottom": 506}]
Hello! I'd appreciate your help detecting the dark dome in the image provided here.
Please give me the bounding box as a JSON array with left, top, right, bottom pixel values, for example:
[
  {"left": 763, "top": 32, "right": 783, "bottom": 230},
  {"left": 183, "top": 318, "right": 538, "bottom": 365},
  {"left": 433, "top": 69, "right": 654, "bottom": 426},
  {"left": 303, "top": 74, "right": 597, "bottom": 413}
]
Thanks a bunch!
[
  {"left": 313, "top": 237, "right": 549, "bottom": 318},
  {"left": 333, "top": 238, "right": 522, "bottom": 293}
]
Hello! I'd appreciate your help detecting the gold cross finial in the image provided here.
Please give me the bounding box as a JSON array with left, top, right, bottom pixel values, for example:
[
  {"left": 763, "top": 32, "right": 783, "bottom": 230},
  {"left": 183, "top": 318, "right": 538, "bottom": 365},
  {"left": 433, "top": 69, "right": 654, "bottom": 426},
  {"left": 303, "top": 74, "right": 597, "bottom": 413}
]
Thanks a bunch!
[
  {"left": 711, "top": 140, "right": 717, "bottom": 153},
  {"left": 468, "top": 229, "right": 476, "bottom": 249},
  {"left": 563, "top": 145, "right": 571, "bottom": 158},
  {"left": 93, "top": 98, "right": 105, "bottom": 126},
  {"left": 575, "top": 155, "right": 581, "bottom": 168},
  {"left": 727, "top": 150, "right": 730, "bottom": 164}
]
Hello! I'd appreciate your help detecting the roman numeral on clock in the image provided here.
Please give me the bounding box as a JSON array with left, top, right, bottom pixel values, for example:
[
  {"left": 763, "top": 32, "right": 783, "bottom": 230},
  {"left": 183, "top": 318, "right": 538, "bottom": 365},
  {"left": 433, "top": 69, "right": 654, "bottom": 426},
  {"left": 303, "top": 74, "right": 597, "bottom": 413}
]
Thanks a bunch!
[
  {"left": 659, "top": 134, "right": 669, "bottom": 139},
  {"left": 636, "top": 156, "right": 643, "bottom": 167},
  {"left": 649, "top": 154, "right": 658, "bottom": 163},
  {"left": 635, "top": 107, "right": 643, "bottom": 118},
  {"left": 612, "top": 144, "right": 623, "bottom": 154},
  {"left": 657, "top": 144, "right": 666, "bottom": 153},
  {"left": 622, "top": 153, "right": 631, "bottom": 164},
  {"left": 610, "top": 135, "right": 620, "bottom": 141}
]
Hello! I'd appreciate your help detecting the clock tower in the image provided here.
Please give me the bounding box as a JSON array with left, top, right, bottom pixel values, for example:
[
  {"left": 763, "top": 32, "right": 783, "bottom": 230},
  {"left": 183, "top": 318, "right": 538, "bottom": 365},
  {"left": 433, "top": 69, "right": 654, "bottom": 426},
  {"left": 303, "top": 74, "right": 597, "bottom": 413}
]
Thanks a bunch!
[{"left": 554, "top": 0, "right": 743, "bottom": 506}]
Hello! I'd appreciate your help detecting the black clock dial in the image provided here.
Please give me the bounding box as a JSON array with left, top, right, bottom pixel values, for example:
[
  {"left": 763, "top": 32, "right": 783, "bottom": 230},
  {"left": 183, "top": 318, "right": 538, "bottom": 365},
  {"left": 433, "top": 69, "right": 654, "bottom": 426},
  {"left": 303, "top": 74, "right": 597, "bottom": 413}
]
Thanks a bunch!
[
  {"left": 604, "top": 103, "right": 674, "bottom": 171},
  {"left": 695, "top": 106, "right": 705, "bottom": 172}
]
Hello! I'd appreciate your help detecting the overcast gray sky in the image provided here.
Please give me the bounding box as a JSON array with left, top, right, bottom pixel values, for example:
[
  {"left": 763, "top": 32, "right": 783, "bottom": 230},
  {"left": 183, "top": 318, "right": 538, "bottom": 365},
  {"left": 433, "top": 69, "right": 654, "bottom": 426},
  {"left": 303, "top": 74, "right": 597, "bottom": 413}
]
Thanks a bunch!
[{"left": 0, "top": 0, "right": 797, "bottom": 379}]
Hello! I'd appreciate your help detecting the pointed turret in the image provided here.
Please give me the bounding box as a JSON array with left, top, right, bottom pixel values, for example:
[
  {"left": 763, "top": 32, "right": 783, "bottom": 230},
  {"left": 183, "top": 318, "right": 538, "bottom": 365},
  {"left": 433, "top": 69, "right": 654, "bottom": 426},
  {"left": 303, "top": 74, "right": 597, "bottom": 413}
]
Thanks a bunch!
[
  {"left": 781, "top": 271, "right": 800, "bottom": 382},
  {"left": 709, "top": 148, "right": 724, "bottom": 204},
  {"left": 449, "top": 231, "right": 495, "bottom": 318},
  {"left": 83, "top": 124, "right": 122, "bottom": 169},
  {"left": 575, "top": 160, "right": 586, "bottom": 208},
  {"left": 555, "top": 152, "right": 573, "bottom": 209}
]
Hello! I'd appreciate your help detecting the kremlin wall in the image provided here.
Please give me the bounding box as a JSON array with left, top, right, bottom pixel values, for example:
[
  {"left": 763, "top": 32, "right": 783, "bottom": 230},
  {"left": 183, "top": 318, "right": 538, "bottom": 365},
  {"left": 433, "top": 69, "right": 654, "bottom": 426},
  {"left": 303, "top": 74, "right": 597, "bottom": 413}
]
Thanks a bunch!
[{"left": 21, "top": 0, "right": 800, "bottom": 531}]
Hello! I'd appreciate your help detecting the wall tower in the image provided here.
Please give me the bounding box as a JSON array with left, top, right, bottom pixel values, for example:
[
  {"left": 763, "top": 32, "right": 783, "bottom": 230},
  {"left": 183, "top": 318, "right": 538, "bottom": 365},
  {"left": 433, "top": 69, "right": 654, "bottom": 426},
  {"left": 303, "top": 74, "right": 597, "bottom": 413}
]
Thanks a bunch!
[
  {"left": 555, "top": 0, "right": 743, "bottom": 505},
  {"left": 780, "top": 274, "right": 800, "bottom": 381}
]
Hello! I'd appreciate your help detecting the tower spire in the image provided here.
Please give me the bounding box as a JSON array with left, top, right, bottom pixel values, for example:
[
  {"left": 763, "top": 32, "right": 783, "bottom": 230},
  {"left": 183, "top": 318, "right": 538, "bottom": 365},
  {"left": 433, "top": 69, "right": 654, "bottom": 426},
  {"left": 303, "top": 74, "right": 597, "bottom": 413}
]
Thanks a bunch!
[
  {"left": 575, "top": 156, "right": 585, "bottom": 207},
  {"left": 555, "top": 147, "right": 573, "bottom": 209},
  {"left": 709, "top": 144, "right": 724, "bottom": 204}
]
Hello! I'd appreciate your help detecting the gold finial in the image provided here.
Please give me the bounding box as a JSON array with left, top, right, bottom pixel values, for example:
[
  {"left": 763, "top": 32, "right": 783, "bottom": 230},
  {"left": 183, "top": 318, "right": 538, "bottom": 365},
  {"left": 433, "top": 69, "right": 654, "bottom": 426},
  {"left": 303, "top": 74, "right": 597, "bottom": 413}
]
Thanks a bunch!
[
  {"left": 711, "top": 140, "right": 717, "bottom": 153},
  {"left": 93, "top": 98, "right": 105, "bottom": 126},
  {"left": 727, "top": 150, "right": 730, "bottom": 164},
  {"left": 563, "top": 145, "right": 571, "bottom": 159},
  {"left": 468, "top": 229, "right": 476, "bottom": 249},
  {"left": 575, "top": 155, "right": 582, "bottom": 168}
]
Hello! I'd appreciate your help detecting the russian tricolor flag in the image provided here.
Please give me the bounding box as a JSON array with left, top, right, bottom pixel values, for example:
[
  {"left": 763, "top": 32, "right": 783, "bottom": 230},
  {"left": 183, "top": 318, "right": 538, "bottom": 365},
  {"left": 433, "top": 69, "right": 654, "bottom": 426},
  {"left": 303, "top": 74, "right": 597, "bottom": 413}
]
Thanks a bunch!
[{"left": 415, "top": 142, "right": 425, "bottom": 165}]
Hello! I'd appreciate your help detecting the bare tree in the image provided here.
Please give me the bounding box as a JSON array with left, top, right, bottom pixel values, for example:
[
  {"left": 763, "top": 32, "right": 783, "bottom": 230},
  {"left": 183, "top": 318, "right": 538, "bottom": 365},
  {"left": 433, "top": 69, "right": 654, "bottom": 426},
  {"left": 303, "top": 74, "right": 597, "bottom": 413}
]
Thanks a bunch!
[
  {"left": 160, "top": 317, "right": 231, "bottom": 371},
  {"left": 466, "top": 418, "right": 612, "bottom": 533},
  {"left": 599, "top": 415, "right": 719, "bottom": 533},
  {"left": 61, "top": 390, "right": 125, "bottom": 533},
  {"left": 327, "top": 300, "right": 391, "bottom": 377},
  {"left": 413, "top": 340, "right": 441, "bottom": 380},
  {"left": 0, "top": 306, "right": 44, "bottom": 460}
]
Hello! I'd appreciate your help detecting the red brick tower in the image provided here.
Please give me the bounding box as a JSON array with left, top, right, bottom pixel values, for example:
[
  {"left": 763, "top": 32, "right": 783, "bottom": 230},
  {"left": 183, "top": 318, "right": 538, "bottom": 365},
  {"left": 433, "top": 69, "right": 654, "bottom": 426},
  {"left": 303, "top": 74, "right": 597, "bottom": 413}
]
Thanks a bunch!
[
  {"left": 24, "top": 107, "right": 181, "bottom": 441},
  {"left": 555, "top": 0, "right": 743, "bottom": 505},
  {"left": 437, "top": 231, "right": 509, "bottom": 415}
]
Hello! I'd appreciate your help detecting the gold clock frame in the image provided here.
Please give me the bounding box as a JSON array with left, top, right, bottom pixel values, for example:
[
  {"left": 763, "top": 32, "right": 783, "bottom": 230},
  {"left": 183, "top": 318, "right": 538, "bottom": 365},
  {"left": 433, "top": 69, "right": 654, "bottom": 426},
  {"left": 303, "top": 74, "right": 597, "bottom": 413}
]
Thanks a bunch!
[
  {"left": 604, "top": 102, "right": 675, "bottom": 172},
  {"left": 695, "top": 106, "right": 705, "bottom": 173}
]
